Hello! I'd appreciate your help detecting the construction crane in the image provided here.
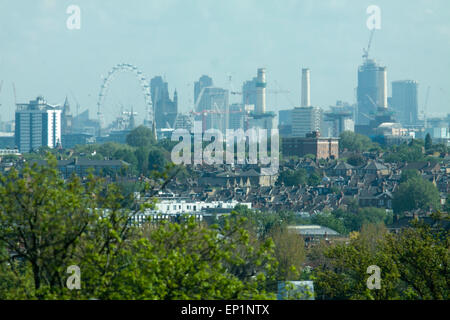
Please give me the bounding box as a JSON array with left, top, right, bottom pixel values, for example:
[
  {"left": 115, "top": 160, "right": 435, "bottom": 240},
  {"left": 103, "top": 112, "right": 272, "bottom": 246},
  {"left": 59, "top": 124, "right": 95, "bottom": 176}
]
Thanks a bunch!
[
  {"left": 12, "top": 83, "right": 17, "bottom": 106},
  {"left": 69, "top": 90, "right": 81, "bottom": 117},
  {"left": 362, "top": 28, "right": 376, "bottom": 61},
  {"left": 190, "top": 108, "right": 243, "bottom": 132}
]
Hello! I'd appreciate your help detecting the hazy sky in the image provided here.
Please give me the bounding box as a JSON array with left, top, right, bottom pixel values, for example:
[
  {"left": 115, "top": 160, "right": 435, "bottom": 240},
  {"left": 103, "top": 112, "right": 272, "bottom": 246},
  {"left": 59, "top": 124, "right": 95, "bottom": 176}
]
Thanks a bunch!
[{"left": 1, "top": 0, "right": 449, "bottom": 125}]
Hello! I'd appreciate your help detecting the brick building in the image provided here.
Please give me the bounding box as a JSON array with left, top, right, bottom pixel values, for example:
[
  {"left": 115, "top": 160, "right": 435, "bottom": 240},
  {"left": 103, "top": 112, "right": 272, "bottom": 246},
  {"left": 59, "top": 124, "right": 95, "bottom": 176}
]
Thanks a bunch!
[{"left": 282, "top": 131, "right": 339, "bottom": 160}]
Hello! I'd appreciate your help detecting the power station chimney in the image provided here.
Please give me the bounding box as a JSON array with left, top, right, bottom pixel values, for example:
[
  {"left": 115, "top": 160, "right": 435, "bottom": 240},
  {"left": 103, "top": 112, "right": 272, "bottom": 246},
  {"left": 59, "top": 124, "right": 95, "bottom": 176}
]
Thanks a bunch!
[
  {"left": 256, "top": 68, "right": 266, "bottom": 114},
  {"left": 301, "top": 68, "right": 311, "bottom": 107}
]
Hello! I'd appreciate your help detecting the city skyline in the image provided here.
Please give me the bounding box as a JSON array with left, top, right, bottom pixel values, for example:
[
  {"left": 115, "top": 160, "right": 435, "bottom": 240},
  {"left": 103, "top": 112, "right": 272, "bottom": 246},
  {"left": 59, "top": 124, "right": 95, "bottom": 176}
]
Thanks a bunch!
[{"left": 0, "top": 0, "right": 449, "bottom": 125}]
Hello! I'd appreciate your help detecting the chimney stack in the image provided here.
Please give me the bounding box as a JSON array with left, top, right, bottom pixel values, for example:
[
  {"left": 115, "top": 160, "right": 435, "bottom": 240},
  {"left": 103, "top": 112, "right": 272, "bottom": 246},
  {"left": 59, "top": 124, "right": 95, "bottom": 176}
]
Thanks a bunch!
[
  {"left": 301, "top": 68, "right": 311, "bottom": 107},
  {"left": 256, "top": 68, "right": 266, "bottom": 114}
]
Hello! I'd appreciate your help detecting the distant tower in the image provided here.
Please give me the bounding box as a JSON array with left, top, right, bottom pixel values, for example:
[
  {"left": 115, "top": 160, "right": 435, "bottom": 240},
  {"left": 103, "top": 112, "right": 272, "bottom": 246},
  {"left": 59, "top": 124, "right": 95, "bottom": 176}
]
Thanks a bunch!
[
  {"left": 194, "top": 75, "right": 213, "bottom": 105},
  {"left": 356, "top": 59, "right": 388, "bottom": 125},
  {"left": 62, "top": 96, "right": 73, "bottom": 135},
  {"left": 255, "top": 68, "right": 266, "bottom": 114},
  {"left": 174, "top": 89, "right": 178, "bottom": 107},
  {"left": 391, "top": 80, "right": 419, "bottom": 126},
  {"left": 301, "top": 68, "right": 311, "bottom": 107},
  {"left": 128, "top": 107, "right": 136, "bottom": 129},
  {"left": 150, "top": 76, "right": 178, "bottom": 129}
]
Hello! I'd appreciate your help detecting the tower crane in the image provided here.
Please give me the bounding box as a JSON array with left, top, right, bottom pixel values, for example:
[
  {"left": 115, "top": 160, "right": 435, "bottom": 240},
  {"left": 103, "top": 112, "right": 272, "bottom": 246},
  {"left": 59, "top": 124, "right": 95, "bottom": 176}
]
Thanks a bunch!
[
  {"left": 12, "top": 83, "right": 17, "bottom": 106},
  {"left": 69, "top": 90, "right": 81, "bottom": 118},
  {"left": 362, "top": 28, "right": 376, "bottom": 61}
]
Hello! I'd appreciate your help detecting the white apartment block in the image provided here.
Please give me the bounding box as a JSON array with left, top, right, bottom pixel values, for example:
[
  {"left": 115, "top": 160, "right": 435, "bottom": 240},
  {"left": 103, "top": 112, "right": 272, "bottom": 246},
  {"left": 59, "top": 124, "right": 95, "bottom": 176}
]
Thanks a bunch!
[{"left": 15, "top": 96, "right": 62, "bottom": 153}]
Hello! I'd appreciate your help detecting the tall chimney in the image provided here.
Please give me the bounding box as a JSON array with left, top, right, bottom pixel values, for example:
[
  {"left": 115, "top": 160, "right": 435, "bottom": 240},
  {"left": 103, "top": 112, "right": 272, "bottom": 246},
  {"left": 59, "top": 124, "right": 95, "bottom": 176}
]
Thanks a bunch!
[
  {"left": 301, "top": 68, "right": 311, "bottom": 107},
  {"left": 256, "top": 68, "right": 266, "bottom": 114}
]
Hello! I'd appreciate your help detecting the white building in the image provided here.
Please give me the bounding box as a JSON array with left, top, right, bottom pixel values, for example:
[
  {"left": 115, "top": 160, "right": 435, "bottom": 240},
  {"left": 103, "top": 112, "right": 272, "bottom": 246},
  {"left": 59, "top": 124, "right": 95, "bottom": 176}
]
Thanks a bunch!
[
  {"left": 15, "top": 96, "right": 62, "bottom": 153},
  {"left": 292, "top": 106, "right": 323, "bottom": 137},
  {"left": 153, "top": 199, "right": 251, "bottom": 215},
  {"left": 131, "top": 199, "right": 252, "bottom": 224}
]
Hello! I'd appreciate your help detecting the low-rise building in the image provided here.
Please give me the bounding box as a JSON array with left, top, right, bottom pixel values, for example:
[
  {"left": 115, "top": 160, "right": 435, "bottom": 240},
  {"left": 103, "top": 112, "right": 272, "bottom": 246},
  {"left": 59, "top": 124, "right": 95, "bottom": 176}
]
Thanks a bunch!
[{"left": 282, "top": 131, "right": 339, "bottom": 160}]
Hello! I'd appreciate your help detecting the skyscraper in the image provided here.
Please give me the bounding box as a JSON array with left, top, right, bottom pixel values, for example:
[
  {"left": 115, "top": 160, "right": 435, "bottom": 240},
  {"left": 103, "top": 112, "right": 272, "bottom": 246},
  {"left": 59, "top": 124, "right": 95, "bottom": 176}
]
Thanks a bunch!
[
  {"left": 150, "top": 76, "right": 178, "bottom": 129},
  {"left": 391, "top": 80, "right": 419, "bottom": 126},
  {"left": 15, "top": 96, "right": 62, "bottom": 153},
  {"left": 195, "top": 87, "right": 229, "bottom": 132},
  {"left": 357, "top": 59, "right": 388, "bottom": 125},
  {"left": 194, "top": 75, "right": 213, "bottom": 105},
  {"left": 242, "top": 78, "right": 257, "bottom": 107}
]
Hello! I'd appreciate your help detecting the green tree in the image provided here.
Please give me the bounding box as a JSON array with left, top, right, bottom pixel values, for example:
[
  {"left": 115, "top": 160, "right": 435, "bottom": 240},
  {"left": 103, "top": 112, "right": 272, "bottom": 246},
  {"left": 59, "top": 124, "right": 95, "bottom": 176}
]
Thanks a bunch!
[
  {"left": 314, "top": 218, "right": 449, "bottom": 300},
  {"left": 126, "top": 125, "right": 155, "bottom": 148},
  {"left": 135, "top": 147, "right": 150, "bottom": 175},
  {"left": 307, "top": 172, "right": 321, "bottom": 186},
  {"left": 400, "top": 169, "right": 421, "bottom": 183},
  {"left": 278, "top": 168, "right": 308, "bottom": 186},
  {"left": 425, "top": 133, "right": 433, "bottom": 151},
  {"left": 270, "top": 227, "right": 305, "bottom": 281},
  {"left": 346, "top": 153, "right": 365, "bottom": 166},
  {"left": 0, "top": 156, "right": 278, "bottom": 299},
  {"left": 393, "top": 177, "right": 440, "bottom": 213},
  {"left": 339, "top": 131, "right": 374, "bottom": 152},
  {"left": 148, "top": 148, "right": 167, "bottom": 172}
]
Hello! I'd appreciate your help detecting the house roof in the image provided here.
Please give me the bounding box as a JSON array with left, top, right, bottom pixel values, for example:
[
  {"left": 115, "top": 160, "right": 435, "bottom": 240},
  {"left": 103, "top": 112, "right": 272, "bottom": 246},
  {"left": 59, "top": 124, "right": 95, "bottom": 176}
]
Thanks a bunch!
[{"left": 287, "top": 225, "right": 340, "bottom": 236}]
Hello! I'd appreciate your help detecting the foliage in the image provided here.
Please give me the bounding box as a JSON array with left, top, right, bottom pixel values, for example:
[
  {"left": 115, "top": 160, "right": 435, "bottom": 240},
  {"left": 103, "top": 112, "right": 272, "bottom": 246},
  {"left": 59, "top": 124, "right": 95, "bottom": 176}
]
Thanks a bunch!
[
  {"left": 307, "top": 172, "right": 321, "bottom": 187},
  {"left": 383, "top": 140, "right": 425, "bottom": 163},
  {"left": 277, "top": 168, "right": 308, "bottom": 186},
  {"left": 0, "top": 156, "right": 277, "bottom": 299},
  {"left": 333, "top": 207, "right": 392, "bottom": 233},
  {"left": 126, "top": 125, "right": 156, "bottom": 148},
  {"left": 339, "top": 131, "right": 375, "bottom": 152},
  {"left": 393, "top": 177, "right": 441, "bottom": 213},
  {"left": 314, "top": 217, "right": 449, "bottom": 300},
  {"left": 425, "top": 133, "right": 432, "bottom": 151},
  {"left": 346, "top": 153, "right": 365, "bottom": 167},
  {"left": 399, "top": 169, "right": 420, "bottom": 183}
]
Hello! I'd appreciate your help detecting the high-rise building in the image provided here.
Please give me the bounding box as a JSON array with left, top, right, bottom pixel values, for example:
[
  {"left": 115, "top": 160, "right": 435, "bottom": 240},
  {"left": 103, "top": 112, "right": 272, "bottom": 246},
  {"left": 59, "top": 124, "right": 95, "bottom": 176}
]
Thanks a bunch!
[
  {"left": 194, "top": 75, "right": 213, "bottom": 105},
  {"left": 228, "top": 103, "right": 246, "bottom": 130},
  {"left": 195, "top": 87, "right": 229, "bottom": 132},
  {"left": 292, "top": 106, "right": 323, "bottom": 138},
  {"left": 242, "top": 78, "right": 257, "bottom": 107},
  {"left": 15, "top": 96, "right": 62, "bottom": 153},
  {"left": 357, "top": 59, "right": 388, "bottom": 125},
  {"left": 391, "top": 80, "right": 419, "bottom": 126},
  {"left": 150, "top": 76, "right": 178, "bottom": 129}
]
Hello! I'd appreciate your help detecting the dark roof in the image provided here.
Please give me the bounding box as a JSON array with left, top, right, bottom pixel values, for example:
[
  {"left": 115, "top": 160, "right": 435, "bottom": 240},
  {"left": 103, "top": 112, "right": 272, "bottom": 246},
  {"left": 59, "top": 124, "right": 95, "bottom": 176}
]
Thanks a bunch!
[{"left": 334, "top": 162, "right": 354, "bottom": 170}]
